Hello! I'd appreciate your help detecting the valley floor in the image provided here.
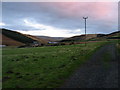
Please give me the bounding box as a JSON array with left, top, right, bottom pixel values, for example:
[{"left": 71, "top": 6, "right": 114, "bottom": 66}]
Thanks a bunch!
[{"left": 2, "top": 41, "right": 119, "bottom": 88}]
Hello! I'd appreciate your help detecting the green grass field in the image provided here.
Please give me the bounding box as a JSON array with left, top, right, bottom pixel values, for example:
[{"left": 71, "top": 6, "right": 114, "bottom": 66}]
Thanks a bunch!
[{"left": 2, "top": 41, "right": 108, "bottom": 88}]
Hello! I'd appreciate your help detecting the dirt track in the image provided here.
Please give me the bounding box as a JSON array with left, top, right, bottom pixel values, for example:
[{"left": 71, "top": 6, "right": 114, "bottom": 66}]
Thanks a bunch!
[{"left": 61, "top": 43, "right": 119, "bottom": 88}]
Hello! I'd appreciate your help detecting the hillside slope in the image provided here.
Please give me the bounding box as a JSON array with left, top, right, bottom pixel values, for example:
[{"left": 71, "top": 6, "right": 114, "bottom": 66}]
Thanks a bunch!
[
  {"left": 1, "top": 29, "right": 35, "bottom": 44},
  {"left": 60, "top": 34, "right": 98, "bottom": 42},
  {"left": 37, "top": 36, "right": 65, "bottom": 42},
  {"left": 0, "top": 28, "right": 48, "bottom": 46},
  {"left": 0, "top": 33, "right": 25, "bottom": 46},
  {"left": 26, "top": 35, "right": 48, "bottom": 44},
  {"left": 60, "top": 31, "right": 120, "bottom": 42},
  {"left": 90, "top": 31, "right": 120, "bottom": 40}
]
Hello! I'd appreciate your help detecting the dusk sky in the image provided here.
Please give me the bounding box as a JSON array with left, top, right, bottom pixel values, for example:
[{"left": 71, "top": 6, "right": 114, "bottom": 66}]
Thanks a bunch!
[{"left": 1, "top": 2, "right": 118, "bottom": 37}]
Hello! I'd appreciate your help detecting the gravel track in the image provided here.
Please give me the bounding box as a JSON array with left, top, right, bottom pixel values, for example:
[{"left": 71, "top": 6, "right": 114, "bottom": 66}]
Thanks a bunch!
[{"left": 61, "top": 43, "right": 119, "bottom": 88}]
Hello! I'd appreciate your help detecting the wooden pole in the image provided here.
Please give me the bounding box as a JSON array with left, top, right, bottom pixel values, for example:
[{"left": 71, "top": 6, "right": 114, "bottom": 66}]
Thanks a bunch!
[{"left": 83, "top": 17, "right": 88, "bottom": 46}]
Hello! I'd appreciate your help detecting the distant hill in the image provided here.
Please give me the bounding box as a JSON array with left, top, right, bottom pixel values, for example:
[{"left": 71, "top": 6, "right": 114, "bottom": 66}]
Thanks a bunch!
[
  {"left": 1, "top": 28, "right": 119, "bottom": 46},
  {"left": 90, "top": 31, "right": 120, "bottom": 40},
  {"left": 60, "top": 34, "right": 97, "bottom": 42},
  {"left": 103, "top": 31, "right": 120, "bottom": 39},
  {"left": 0, "top": 28, "right": 48, "bottom": 46},
  {"left": 36, "top": 36, "right": 65, "bottom": 42},
  {"left": 26, "top": 35, "right": 48, "bottom": 44},
  {"left": 60, "top": 31, "right": 120, "bottom": 42}
]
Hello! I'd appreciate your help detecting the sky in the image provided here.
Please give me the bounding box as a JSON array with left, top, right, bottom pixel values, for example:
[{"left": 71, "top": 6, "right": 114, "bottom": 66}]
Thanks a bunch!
[{"left": 1, "top": 2, "right": 118, "bottom": 37}]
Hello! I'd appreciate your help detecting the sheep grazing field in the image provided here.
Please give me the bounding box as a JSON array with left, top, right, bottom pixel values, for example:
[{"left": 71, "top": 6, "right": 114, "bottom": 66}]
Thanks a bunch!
[{"left": 2, "top": 41, "right": 113, "bottom": 88}]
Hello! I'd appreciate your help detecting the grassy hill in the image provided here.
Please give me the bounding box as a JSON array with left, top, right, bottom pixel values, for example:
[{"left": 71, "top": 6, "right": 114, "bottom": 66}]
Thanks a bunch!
[
  {"left": 90, "top": 31, "right": 120, "bottom": 41},
  {"left": 60, "top": 34, "right": 98, "bottom": 42},
  {"left": 25, "top": 35, "right": 48, "bottom": 44},
  {"left": 0, "top": 28, "right": 48, "bottom": 46},
  {"left": 1, "top": 29, "right": 35, "bottom": 44},
  {"left": 104, "top": 31, "right": 120, "bottom": 39},
  {"left": 0, "top": 33, "right": 25, "bottom": 46},
  {"left": 1, "top": 28, "right": 119, "bottom": 46},
  {"left": 60, "top": 31, "right": 120, "bottom": 42}
]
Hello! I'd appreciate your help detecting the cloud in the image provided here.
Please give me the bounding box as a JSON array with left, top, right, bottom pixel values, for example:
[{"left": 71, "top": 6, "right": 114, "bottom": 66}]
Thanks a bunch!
[
  {"left": 0, "top": 22, "right": 6, "bottom": 28},
  {"left": 17, "top": 29, "right": 82, "bottom": 37},
  {"left": 2, "top": 2, "right": 118, "bottom": 37},
  {"left": 17, "top": 18, "right": 83, "bottom": 37},
  {"left": 0, "top": 22, "right": 5, "bottom": 26},
  {"left": 23, "top": 18, "right": 50, "bottom": 30}
]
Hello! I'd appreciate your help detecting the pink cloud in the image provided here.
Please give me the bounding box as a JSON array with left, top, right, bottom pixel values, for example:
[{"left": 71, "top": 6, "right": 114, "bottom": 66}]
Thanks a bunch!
[{"left": 45, "top": 2, "right": 117, "bottom": 21}]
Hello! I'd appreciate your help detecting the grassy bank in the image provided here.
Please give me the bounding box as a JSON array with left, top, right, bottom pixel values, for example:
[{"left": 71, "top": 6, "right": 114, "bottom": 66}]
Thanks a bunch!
[
  {"left": 116, "top": 40, "right": 120, "bottom": 54},
  {"left": 2, "top": 41, "right": 108, "bottom": 88}
]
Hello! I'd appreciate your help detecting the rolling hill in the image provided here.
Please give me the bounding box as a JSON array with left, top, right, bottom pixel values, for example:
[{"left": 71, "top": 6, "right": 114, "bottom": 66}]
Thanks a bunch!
[
  {"left": 60, "top": 34, "right": 98, "bottom": 42},
  {"left": 0, "top": 28, "right": 48, "bottom": 46},
  {"left": 0, "top": 33, "right": 25, "bottom": 46},
  {"left": 1, "top": 28, "right": 119, "bottom": 46},
  {"left": 60, "top": 31, "right": 120, "bottom": 42},
  {"left": 25, "top": 35, "right": 48, "bottom": 44},
  {"left": 36, "top": 36, "right": 65, "bottom": 42}
]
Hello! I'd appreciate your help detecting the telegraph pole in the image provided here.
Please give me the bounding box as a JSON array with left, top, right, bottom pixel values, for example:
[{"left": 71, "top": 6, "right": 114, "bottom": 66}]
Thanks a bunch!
[{"left": 83, "top": 17, "right": 88, "bottom": 46}]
